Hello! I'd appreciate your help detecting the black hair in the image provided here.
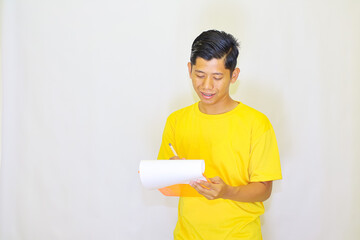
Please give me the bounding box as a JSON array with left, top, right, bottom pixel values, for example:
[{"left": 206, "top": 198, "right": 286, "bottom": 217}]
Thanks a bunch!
[{"left": 190, "top": 30, "right": 240, "bottom": 74}]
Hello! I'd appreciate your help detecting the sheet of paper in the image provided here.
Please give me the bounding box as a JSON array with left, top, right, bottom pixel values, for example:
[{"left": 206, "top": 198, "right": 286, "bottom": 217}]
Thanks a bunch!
[{"left": 139, "top": 160, "right": 207, "bottom": 190}]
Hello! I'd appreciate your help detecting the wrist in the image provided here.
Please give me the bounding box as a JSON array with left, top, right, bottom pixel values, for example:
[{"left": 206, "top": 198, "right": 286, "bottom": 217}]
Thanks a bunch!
[{"left": 222, "top": 185, "right": 234, "bottom": 199}]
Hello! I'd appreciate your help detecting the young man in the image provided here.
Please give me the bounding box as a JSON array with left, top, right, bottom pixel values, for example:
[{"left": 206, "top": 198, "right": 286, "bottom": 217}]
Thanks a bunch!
[{"left": 157, "top": 30, "right": 282, "bottom": 240}]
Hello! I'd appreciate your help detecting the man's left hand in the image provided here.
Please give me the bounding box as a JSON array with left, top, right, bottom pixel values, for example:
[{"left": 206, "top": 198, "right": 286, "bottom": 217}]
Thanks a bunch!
[{"left": 190, "top": 176, "right": 230, "bottom": 200}]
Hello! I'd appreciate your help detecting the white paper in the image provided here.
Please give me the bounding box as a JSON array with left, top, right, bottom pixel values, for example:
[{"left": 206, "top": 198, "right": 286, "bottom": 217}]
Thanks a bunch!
[{"left": 139, "top": 160, "right": 207, "bottom": 189}]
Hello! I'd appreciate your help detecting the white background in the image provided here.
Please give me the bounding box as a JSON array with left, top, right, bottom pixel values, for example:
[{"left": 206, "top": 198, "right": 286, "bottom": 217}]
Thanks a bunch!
[{"left": 1, "top": 0, "right": 359, "bottom": 239}]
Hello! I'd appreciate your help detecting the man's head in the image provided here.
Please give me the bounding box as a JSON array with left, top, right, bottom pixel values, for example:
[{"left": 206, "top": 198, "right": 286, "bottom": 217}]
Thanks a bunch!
[
  {"left": 188, "top": 30, "right": 241, "bottom": 114},
  {"left": 190, "top": 30, "right": 239, "bottom": 75}
]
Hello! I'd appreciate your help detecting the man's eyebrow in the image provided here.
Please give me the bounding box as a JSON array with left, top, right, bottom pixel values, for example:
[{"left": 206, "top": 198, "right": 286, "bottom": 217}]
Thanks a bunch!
[{"left": 194, "top": 70, "right": 223, "bottom": 76}]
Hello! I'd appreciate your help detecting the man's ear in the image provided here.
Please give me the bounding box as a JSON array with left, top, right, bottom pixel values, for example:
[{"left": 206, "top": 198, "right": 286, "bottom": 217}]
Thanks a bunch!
[
  {"left": 187, "top": 62, "right": 192, "bottom": 78},
  {"left": 230, "top": 68, "right": 240, "bottom": 84}
]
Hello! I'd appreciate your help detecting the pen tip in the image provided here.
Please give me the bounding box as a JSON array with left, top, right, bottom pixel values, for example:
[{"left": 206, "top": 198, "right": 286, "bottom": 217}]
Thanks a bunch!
[{"left": 169, "top": 143, "right": 172, "bottom": 146}]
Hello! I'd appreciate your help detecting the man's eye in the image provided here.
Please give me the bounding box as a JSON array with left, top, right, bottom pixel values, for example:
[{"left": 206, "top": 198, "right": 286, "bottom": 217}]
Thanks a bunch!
[
  {"left": 196, "top": 75, "right": 205, "bottom": 78},
  {"left": 214, "top": 77, "right": 222, "bottom": 81}
]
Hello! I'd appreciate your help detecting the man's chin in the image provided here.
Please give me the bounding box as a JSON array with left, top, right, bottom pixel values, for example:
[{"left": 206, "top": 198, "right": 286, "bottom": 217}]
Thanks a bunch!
[{"left": 199, "top": 99, "right": 216, "bottom": 106}]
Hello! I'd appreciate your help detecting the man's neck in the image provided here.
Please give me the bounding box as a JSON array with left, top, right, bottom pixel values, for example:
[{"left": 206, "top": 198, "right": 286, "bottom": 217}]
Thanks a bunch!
[{"left": 198, "top": 98, "right": 239, "bottom": 115}]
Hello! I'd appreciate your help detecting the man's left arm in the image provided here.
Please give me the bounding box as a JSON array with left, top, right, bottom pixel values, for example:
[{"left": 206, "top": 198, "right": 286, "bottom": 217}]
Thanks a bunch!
[{"left": 190, "top": 177, "right": 272, "bottom": 202}]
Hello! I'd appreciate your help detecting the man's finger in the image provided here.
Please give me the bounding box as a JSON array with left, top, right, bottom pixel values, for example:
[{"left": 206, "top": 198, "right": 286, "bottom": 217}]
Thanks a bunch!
[
  {"left": 191, "top": 182, "right": 204, "bottom": 193},
  {"left": 209, "top": 176, "right": 222, "bottom": 184},
  {"left": 170, "top": 156, "right": 186, "bottom": 160},
  {"left": 198, "top": 181, "right": 212, "bottom": 189},
  {"left": 190, "top": 182, "right": 219, "bottom": 200},
  {"left": 191, "top": 181, "right": 210, "bottom": 193}
]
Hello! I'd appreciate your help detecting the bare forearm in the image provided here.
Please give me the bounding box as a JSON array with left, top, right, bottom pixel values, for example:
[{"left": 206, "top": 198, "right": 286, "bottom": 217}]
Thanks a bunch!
[{"left": 223, "top": 182, "right": 272, "bottom": 202}]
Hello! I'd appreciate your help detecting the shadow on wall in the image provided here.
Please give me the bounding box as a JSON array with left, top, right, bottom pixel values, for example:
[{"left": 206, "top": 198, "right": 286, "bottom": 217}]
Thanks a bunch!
[
  {"left": 238, "top": 78, "right": 291, "bottom": 161},
  {"left": 237, "top": 78, "right": 288, "bottom": 229}
]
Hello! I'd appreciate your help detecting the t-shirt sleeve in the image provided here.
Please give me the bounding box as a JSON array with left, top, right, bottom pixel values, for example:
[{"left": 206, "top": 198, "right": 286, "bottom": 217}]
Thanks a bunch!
[
  {"left": 157, "top": 113, "right": 177, "bottom": 160},
  {"left": 248, "top": 119, "right": 282, "bottom": 182}
]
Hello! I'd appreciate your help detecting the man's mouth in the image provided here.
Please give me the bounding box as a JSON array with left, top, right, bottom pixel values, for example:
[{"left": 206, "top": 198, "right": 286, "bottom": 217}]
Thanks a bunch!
[{"left": 201, "top": 92, "right": 215, "bottom": 99}]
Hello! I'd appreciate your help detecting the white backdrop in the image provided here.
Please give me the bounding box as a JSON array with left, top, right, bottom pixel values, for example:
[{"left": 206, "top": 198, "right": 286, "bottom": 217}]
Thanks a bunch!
[{"left": 1, "top": 0, "right": 359, "bottom": 239}]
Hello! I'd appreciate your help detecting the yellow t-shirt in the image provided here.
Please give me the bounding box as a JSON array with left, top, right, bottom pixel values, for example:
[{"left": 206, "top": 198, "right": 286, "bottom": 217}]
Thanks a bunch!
[{"left": 157, "top": 102, "right": 282, "bottom": 240}]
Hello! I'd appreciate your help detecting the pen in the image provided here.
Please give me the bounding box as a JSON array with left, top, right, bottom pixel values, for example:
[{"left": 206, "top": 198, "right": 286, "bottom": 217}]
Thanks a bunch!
[{"left": 169, "top": 143, "right": 178, "bottom": 156}]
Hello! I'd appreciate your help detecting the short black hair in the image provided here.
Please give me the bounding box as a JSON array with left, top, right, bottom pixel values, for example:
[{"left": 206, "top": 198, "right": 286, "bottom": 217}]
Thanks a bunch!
[{"left": 190, "top": 30, "right": 240, "bottom": 74}]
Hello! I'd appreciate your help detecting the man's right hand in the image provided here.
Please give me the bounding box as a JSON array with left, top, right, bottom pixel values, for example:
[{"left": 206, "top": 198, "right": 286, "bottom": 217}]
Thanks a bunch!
[{"left": 170, "top": 156, "right": 185, "bottom": 160}]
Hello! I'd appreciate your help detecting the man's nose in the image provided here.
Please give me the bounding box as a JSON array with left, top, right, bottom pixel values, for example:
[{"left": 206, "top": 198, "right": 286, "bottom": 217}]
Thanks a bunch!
[{"left": 202, "top": 77, "right": 214, "bottom": 90}]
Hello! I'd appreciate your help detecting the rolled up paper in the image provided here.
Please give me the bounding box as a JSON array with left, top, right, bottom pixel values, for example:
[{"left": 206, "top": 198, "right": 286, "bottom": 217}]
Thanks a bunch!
[{"left": 139, "top": 160, "right": 207, "bottom": 190}]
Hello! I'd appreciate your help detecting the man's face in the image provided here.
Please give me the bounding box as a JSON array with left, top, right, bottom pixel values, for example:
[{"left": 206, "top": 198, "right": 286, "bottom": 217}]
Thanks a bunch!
[{"left": 188, "top": 57, "right": 239, "bottom": 108}]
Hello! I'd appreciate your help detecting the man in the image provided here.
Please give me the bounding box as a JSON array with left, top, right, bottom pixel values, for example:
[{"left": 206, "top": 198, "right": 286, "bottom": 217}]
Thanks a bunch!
[{"left": 157, "top": 30, "right": 282, "bottom": 240}]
